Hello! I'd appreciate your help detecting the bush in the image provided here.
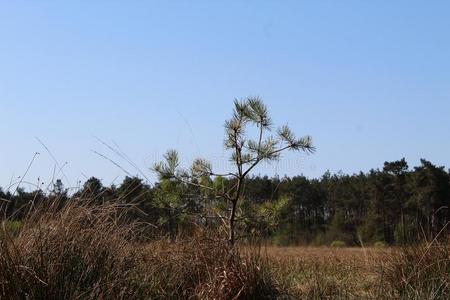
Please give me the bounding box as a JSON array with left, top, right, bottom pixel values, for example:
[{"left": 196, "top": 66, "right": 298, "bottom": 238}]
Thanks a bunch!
[
  {"left": 330, "top": 240, "right": 346, "bottom": 248},
  {"left": 374, "top": 241, "right": 386, "bottom": 248},
  {"left": 312, "top": 230, "right": 353, "bottom": 247}
]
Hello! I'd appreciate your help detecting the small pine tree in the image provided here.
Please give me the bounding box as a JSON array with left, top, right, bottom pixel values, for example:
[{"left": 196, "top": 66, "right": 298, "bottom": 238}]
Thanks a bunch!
[{"left": 153, "top": 97, "right": 314, "bottom": 245}]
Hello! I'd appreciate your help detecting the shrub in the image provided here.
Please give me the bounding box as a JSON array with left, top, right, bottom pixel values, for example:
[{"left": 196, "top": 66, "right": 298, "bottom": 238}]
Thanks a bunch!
[
  {"left": 374, "top": 241, "right": 386, "bottom": 248},
  {"left": 330, "top": 240, "right": 346, "bottom": 248}
]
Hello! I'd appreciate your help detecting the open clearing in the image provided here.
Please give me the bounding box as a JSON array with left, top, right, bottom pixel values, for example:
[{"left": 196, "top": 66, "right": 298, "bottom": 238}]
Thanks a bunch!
[{"left": 260, "top": 246, "right": 391, "bottom": 299}]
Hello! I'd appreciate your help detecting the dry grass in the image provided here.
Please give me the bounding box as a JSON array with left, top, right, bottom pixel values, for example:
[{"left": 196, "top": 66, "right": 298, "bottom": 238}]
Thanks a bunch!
[
  {"left": 257, "top": 246, "right": 390, "bottom": 299},
  {"left": 0, "top": 200, "right": 278, "bottom": 300},
  {"left": 0, "top": 200, "right": 146, "bottom": 299},
  {"left": 382, "top": 242, "right": 450, "bottom": 299},
  {"left": 139, "top": 239, "right": 278, "bottom": 299}
]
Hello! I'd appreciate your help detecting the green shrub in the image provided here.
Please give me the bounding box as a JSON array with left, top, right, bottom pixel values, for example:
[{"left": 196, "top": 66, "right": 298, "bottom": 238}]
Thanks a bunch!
[
  {"left": 374, "top": 241, "right": 386, "bottom": 248},
  {"left": 330, "top": 240, "right": 346, "bottom": 248}
]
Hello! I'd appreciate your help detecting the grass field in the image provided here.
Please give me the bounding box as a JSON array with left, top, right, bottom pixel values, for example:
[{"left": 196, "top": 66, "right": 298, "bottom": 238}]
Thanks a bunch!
[{"left": 260, "top": 246, "right": 389, "bottom": 299}]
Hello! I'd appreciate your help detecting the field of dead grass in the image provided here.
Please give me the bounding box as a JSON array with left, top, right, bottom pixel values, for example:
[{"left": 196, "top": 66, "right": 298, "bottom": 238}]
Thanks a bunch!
[{"left": 258, "top": 246, "right": 392, "bottom": 299}]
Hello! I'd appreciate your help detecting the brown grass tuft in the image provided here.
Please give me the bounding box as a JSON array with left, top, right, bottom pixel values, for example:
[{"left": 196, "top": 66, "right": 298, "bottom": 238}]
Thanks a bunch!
[
  {"left": 0, "top": 200, "right": 146, "bottom": 299},
  {"left": 382, "top": 241, "right": 450, "bottom": 299}
]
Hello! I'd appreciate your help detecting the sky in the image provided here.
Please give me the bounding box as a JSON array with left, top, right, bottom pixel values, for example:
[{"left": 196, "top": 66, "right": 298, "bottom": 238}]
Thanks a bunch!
[{"left": 1, "top": 1, "right": 450, "bottom": 191}]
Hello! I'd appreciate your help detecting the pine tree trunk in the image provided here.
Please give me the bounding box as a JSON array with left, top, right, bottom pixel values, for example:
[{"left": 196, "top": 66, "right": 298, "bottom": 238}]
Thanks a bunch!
[{"left": 229, "top": 200, "right": 237, "bottom": 246}]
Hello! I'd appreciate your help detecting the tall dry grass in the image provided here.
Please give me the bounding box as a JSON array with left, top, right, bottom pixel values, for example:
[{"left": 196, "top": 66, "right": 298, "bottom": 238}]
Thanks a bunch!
[
  {"left": 0, "top": 200, "right": 146, "bottom": 299},
  {"left": 140, "top": 238, "right": 278, "bottom": 299},
  {"left": 0, "top": 199, "right": 278, "bottom": 299},
  {"left": 382, "top": 240, "right": 450, "bottom": 299}
]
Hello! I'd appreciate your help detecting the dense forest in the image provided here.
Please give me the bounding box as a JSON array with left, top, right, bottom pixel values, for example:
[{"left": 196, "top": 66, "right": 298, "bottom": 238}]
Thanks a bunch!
[{"left": 2, "top": 158, "right": 449, "bottom": 246}]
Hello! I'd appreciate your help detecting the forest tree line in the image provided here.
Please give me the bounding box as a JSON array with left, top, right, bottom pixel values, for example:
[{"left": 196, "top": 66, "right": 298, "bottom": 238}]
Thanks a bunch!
[{"left": 1, "top": 158, "right": 449, "bottom": 246}]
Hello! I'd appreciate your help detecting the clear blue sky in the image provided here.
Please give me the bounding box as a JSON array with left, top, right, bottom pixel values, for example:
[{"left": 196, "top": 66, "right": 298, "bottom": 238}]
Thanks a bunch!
[{"left": 1, "top": 1, "right": 449, "bottom": 191}]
